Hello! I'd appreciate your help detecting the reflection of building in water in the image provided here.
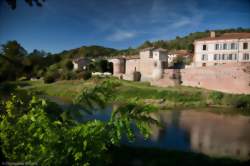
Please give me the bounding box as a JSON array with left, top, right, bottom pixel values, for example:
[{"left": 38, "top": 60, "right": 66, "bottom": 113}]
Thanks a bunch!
[{"left": 179, "top": 111, "right": 250, "bottom": 160}]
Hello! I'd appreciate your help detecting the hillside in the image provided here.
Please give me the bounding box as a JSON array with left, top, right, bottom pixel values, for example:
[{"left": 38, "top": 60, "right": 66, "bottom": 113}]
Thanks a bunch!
[
  {"left": 54, "top": 45, "right": 119, "bottom": 59},
  {"left": 54, "top": 28, "right": 250, "bottom": 58}
]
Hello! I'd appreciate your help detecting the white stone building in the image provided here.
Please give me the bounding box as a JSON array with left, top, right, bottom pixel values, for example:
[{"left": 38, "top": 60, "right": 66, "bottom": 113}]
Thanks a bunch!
[
  {"left": 108, "top": 47, "right": 168, "bottom": 81},
  {"left": 193, "top": 32, "right": 250, "bottom": 67}
]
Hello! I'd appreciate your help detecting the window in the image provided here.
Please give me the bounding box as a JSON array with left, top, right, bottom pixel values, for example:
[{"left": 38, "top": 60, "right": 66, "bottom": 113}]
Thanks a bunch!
[
  {"left": 222, "top": 54, "right": 225, "bottom": 60},
  {"left": 234, "top": 54, "right": 238, "bottom": 60},
  {"left": 243, "top": 43, "right": 248, "bottom": 50},
  {"left": 202, "top": 45, "right": 207, "bottom": 51},
  {"left": 231, "top": 43, "right": 236, "bottom": 50},
  {"left": 202, "top": 54, "right": 208, "bottom": 61},
  {"left": 223, "top": 43, "right": 227, "bottom": 50},
  {"left": 228, "top": 54, "right": 233, "bottom": 60},
  {"left": 214, "top": 54, "right": 218, "bottom": 60},
  {"left": 243, "top": 53, "right": 249, "bottom": 60},
  {"left": 215, "top": 44, "right": 219, "bottom": 50}
]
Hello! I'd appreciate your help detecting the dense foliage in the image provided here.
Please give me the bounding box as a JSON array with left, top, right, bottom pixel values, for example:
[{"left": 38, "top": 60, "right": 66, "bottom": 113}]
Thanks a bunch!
[
  {"left": 0, "top": 41, "right": 61, "bottom": 82},
  {"left": 0, "top": 80, "right": 158, "bottom": 165}
]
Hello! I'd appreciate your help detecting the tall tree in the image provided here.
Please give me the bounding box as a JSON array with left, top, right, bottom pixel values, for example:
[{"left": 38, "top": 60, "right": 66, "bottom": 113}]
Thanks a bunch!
[{"left": 5, "top": 0, "right": 45, "bottom": 9}]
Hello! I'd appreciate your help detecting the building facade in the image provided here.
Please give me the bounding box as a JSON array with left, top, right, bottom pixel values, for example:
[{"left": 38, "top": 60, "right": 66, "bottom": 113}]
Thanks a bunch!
[
  {"left": 108, "top": 47, "right": 168, "bottom": 81},
  {"left": 193, "top": 32, "right": 250, "bottom": 67}
]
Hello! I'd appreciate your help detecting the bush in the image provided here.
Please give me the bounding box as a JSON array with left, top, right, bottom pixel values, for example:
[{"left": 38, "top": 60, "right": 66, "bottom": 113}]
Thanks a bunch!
[
  {"left": 64, "top": 60, "right": 73, "bottom": 71},
  {"left": 209, "top": 91, "right": 224, "bottom": 104},
  {"left": 83, "top": 71, "right": 92, "bottom": 80},
  {"left": 231, "top": 96, "right": 250, "bottom": 109},
  {"left": 44, "top": 75, "right": 55, "bottom": 83},
  {"left": 60, "top": 71, "right": 77, "bottom": 80},
  {"left": 76, "top": 71, "right": 92, "bottom": 80}
]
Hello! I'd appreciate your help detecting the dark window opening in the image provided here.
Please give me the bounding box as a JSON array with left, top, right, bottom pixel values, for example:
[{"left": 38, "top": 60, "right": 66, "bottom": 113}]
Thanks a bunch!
[
  {"left": 202, "top": 45, "right": 207, "bottom": 50},
  {"left": 243, "top": 42, "right": 248, "bottom": 49}
]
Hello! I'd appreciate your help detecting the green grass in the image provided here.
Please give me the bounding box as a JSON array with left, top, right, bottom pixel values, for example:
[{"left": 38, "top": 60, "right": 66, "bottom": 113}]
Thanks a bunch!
[{"left": 14, "top": 77, "right": 250, "bottom": 110}]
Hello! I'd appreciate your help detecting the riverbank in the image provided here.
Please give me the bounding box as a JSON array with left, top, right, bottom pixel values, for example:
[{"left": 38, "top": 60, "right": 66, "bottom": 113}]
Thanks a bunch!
[
  {"left": 6, "top": 77, "right": 250, "bottom": 110},
  {"left": 109, "top": 146, "right": 250, "bottom": 166}
]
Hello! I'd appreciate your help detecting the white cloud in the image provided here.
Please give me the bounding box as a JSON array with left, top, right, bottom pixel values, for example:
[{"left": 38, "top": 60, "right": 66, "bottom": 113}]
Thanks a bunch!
[
  {"left": 107, "top": 30, "right": 136, "bottom": 41},
  {"left": 171, "top": 17, "right": 192, "bottom": 28}
]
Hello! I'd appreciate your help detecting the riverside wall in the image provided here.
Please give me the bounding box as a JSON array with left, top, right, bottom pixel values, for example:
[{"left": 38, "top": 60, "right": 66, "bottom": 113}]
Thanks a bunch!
[{"left": 152, "top": 63, "right": 250, "bottom": 94}]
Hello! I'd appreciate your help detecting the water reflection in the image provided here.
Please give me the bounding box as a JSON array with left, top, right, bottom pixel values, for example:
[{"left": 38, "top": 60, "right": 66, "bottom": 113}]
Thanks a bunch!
[
  {"left": 179, "top": 110, "right": 250, "bottom": 160},
  {"left": 44, "top": 96, "right": 250, "bottom": 160},
  {"left": 138, "top": 110, "right": 250, "bottom": 160}
]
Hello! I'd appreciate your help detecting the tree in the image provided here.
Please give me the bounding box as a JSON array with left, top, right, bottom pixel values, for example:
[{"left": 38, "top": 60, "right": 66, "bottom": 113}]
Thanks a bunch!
[
  {"left": 64, "top": 60, "right": 73, "bottom": 71},
  {"left": 0, "top": 41, "right": 28, "bottom": 81},
  {"left": 0, "top": 80, "right": 158, "bottom": 165},
  {"left": 139, "top": 41, "right": 153, "bottom": 49},
  {"left": 5, "top": 0, "right": 45, "bottom": 9}
]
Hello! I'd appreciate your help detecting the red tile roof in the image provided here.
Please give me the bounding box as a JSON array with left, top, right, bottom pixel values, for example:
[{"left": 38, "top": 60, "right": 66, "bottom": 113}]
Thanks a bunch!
[{"left": 195, "top": 32, "right": 250, "bottom": 42}]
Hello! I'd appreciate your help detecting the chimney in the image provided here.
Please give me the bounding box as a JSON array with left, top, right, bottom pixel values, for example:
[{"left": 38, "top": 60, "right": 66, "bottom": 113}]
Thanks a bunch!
[{"left": 210, "top": 31, "right": 216, "bottom": 38}]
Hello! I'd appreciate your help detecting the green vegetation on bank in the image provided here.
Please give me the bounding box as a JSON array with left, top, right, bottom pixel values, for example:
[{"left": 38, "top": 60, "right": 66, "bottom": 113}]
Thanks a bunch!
[{"left": 13, "top": 77, "right": 250, "bottom": 110}]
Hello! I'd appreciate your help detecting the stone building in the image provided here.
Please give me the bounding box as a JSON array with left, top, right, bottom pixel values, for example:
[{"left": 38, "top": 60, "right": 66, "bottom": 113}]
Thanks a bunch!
[
  {"left": 192, "top": 32, "right": 250, "bottom": 67},
  {"left": 109, "top": 33, "right": 250, "bottom": 94},
  {"left": 109, "top": 48, "right": 168, "bottom": 81}
]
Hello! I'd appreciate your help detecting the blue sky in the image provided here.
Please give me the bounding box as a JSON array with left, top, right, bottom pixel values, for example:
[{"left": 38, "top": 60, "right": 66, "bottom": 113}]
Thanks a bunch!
[{"left": 0, "top": 0, "right": 250, "bottom": 53}]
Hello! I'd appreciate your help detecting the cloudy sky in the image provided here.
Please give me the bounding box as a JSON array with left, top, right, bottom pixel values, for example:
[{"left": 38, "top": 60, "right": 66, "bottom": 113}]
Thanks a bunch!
[{"left": 0, "top": 0, "right": 250, "bottom": 53}]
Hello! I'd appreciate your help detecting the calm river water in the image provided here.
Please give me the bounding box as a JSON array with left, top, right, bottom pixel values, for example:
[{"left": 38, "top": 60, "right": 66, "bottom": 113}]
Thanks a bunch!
[
  {"left": 84, "top": 107, "right": 250, "bottom": 160},
  {"left": 44, "top": 96, "right": 250, "bottom": 160}
]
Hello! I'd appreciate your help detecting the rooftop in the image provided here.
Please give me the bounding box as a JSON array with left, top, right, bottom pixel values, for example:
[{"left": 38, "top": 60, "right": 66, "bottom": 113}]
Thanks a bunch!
[
  {"left": 169, "top": 50, "right": 193, "bottom": 56},
  {"left": 195, "top": 32, "right": 250, "bottom": 42}
]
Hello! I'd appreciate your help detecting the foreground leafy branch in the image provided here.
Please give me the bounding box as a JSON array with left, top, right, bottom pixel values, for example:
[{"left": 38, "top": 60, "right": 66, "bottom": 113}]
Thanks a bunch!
[{"left": 0, "top": 80, "right": 158, "bottom": 165}]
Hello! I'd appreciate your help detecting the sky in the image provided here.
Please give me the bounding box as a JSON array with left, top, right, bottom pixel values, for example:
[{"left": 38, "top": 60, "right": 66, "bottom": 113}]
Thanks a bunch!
[{"left": 0, "top": 0, "right": 250, "bottom": 53}]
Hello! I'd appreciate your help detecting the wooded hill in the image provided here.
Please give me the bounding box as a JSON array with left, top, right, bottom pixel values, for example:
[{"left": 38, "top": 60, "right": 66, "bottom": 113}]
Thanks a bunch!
[{"left": 54, "top": 27, "right": 250, "bottom": 58}]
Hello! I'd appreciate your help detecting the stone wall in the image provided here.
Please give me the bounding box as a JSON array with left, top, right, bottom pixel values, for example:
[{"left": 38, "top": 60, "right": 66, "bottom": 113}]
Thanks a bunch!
[
  {"left": 125, "top": 59, "right": 140, "bottom": 75},
  {"left": 152, "top": 63, "right": 250, "bottom": 94}
]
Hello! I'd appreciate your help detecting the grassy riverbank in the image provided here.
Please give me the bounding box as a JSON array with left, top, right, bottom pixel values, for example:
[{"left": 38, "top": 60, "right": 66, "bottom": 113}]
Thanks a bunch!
[{"left": 6, "top": 77, "right": 248, "bottom": 111}]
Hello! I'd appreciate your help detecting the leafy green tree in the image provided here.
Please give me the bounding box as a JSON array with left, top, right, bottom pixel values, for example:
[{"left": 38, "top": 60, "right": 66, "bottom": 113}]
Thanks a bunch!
[
  {"left": 0, "top": 80, "right": 158, "bottom": 165},
  {"left": 5, "top": 0, "right": 45, "bottom": 9},
  {"left": 64, "top": 60, "right": 74, "bottom": 71},
  {"left": 0, "top": 41, "right": 28, "bottom": 81},
  {"left": 139, "top": 41, "right": 153, "bottom": 49}
]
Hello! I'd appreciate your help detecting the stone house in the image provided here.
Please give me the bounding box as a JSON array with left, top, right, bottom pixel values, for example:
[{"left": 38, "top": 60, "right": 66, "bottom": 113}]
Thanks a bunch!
[{"left": 192, "top": 32, "right": 250, "bottom": 67}]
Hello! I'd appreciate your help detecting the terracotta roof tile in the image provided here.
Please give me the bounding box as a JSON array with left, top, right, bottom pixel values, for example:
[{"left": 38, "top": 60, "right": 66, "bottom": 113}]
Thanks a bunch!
[{"left": 195, "top": 32, "right": 250, "bottom": 42}]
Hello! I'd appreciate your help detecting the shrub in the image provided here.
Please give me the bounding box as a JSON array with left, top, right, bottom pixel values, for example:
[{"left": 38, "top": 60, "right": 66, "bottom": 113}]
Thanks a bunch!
[
  {"left": 209, "top": 91, "right": 224, "bottom": 104},
  {"left": 60, "top": 71, "right": 77, "bottom": 80},
  {"left": 231, "top": 96, "right": 250, "bottom": 109},
  {"left": 64, "top": 60, "right": 73, "bottom": 71},
  {"left": 82, "top": 71, "right": 92, "bottom": 80},
  {"left": 76, "top": 71, "right": 92, "bottom": 80},
  {"left": 44, "top": 75, "right": 55, "bottom": 83}
]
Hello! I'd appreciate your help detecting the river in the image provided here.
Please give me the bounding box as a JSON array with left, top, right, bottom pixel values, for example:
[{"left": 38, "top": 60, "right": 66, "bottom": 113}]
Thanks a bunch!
[{"left": 45, "top": 96, "right": 250, "bottom": 160}]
